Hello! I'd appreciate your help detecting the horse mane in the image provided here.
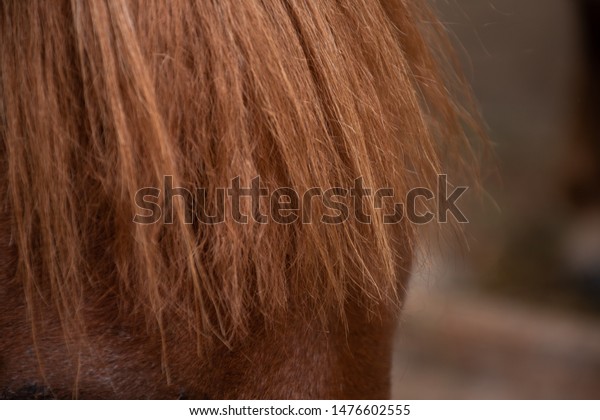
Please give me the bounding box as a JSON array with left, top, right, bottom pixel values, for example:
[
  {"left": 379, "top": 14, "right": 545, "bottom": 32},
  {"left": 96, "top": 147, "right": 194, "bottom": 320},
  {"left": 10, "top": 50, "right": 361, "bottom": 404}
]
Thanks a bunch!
[{"left": 0, "top": 0, "right": 481, "bottom": 359}]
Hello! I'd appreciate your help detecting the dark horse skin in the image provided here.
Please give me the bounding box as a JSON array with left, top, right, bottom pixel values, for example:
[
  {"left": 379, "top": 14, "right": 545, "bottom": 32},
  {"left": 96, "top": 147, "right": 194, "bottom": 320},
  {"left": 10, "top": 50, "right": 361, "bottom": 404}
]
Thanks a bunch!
[
  {"left": 0, "top": 283, "right": 404, "bottom": 399},
  {"left": 0, "top": 288, "right": 403, "bottom": 399}
]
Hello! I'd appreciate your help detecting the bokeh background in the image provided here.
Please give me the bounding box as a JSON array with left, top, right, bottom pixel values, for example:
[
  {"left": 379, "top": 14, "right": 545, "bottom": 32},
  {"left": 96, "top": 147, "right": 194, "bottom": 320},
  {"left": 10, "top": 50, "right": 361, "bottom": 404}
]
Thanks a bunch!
[{"left": 392, "top": 0, "right": 600, "bottom": 399}]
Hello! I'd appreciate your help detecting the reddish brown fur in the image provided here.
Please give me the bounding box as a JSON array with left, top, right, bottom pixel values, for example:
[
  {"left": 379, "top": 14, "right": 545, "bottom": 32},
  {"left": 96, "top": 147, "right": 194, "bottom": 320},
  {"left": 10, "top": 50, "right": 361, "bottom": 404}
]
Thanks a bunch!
[{"left": 0, "top": 0, "right": 480, "bottom": 398}]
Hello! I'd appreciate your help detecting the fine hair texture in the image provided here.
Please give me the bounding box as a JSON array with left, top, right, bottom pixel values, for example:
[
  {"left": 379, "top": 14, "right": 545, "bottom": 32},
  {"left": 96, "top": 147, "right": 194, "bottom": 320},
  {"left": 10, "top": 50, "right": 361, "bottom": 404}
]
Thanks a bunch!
[{"left": 0, "top": 0, "right": 480, "bottom": 360}]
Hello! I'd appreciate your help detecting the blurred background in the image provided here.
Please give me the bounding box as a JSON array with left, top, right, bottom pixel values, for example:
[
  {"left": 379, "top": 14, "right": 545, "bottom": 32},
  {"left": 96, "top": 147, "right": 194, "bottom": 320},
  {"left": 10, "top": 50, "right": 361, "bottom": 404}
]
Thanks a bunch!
[{"left": 392, "top": 0, "right": 600, "bottom": 399}]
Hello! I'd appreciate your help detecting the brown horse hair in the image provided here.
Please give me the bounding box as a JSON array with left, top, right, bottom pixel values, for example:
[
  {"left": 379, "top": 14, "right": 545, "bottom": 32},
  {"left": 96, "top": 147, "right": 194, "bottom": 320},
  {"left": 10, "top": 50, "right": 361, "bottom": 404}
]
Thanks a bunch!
[{"left": 0, "top": 0, "right": 483, "bottom": 393}]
